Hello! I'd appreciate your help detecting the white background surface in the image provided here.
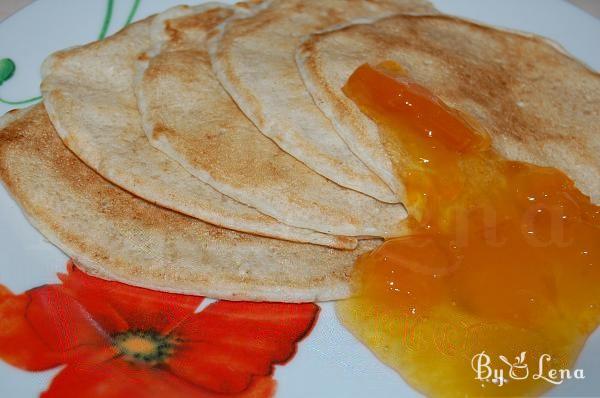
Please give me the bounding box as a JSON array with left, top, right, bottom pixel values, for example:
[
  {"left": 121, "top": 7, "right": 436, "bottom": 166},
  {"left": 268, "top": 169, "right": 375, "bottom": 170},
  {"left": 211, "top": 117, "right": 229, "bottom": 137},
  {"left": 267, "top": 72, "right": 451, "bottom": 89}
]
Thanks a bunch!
[
  {"left": 0, "top": 1, "right": 599, "bottom": 396},
  {"left": 2, "top": 0, "right": 600, "bottom": 21}
]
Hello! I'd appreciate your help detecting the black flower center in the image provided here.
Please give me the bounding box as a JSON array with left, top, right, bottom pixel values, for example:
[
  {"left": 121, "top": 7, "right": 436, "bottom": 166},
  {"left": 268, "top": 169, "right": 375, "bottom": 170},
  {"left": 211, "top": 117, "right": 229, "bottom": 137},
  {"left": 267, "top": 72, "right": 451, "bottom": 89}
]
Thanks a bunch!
[{"left": 113, "top": 330, "right": 175, "bottom": 365}]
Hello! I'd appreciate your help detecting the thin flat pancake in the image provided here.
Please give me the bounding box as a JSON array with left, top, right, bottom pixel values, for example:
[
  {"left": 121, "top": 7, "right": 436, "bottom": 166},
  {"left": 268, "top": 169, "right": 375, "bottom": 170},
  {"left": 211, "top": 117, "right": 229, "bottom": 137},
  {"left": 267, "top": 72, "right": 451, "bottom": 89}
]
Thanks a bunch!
[
  {"left": 39, "top": 11, "right": 354, "bottom": 250},
  {"left": 298, "top": 14, "right": 600, "bottom": 203},
  {"left": 208, "top": 0, "right": 435, "bottom": 202},
  {"left": 136, "top": 5, "right": 408, "bottom": 238},
  {"left": 0, "top": 105, "right": 379, "bottom": 302}
]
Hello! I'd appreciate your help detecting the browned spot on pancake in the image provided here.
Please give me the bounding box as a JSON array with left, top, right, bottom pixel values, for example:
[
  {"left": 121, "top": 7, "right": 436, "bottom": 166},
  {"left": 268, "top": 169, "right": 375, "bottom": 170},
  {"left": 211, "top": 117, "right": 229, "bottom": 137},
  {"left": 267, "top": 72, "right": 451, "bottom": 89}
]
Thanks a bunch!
[
  {"left": 171, "top": 8, "right": 235, "bottom": 34},
  {"left": 165, "top": 21, "right": 183, "bottom": 44}
]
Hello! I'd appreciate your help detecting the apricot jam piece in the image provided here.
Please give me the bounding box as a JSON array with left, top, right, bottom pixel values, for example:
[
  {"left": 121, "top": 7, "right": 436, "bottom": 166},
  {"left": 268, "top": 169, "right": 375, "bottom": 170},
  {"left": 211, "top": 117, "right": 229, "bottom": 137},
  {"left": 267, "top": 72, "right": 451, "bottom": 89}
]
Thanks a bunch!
[{"left": 338, "top": 63, "right": 600, "bottom": 397}]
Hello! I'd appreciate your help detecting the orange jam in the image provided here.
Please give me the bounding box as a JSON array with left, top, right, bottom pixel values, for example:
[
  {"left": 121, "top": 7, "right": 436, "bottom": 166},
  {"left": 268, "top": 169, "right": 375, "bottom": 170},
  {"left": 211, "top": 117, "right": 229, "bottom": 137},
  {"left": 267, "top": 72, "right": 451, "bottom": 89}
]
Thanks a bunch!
[{"left": 337, "top": 63, "right": 600, "bottom": 397}]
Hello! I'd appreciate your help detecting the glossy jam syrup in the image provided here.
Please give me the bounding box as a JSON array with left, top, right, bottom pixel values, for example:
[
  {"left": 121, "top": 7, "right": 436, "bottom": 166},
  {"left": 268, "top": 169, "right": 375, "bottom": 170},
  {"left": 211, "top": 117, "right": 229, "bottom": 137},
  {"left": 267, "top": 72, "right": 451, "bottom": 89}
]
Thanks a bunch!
[{"left": 337, "top": 63, "right": 600, "bottom": 397}]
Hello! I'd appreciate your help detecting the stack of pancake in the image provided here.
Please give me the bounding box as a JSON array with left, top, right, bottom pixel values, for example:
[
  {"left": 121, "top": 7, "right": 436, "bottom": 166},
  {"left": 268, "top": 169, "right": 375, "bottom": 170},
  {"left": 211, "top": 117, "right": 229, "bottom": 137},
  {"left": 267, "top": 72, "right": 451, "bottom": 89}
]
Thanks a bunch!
[{"left": 0, "top": 0, "right": 597, "bottom": 302}]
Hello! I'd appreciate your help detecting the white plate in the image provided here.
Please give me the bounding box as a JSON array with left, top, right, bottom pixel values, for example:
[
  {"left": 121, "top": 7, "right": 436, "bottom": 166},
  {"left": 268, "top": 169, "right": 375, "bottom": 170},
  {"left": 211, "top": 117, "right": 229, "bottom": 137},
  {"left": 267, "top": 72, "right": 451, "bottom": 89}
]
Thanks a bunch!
[{"left": 0, "top": 1, "right": 599, "bottom": 397}]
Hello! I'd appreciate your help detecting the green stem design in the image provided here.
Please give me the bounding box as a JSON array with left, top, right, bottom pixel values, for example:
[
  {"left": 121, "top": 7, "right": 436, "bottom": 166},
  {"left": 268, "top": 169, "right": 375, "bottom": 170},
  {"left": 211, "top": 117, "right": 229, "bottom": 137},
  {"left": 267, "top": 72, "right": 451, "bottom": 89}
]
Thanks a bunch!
[
  {"left": 98, "top": 0, "right": 115, "bottom": 40},
  {"left": 1, "top": 0, "right": 142, "bottom": 107},
  {"left": 125, "top": 0, "right": 142, "bottom": 27},
  {"left": 0, "top": 59, "right": 15, "bottom": 83},
  {"left": 0, "top": 96, "right": 43, "bottom": 106},
  {"left": 0, "top": 57, "right": 39, "bottom": 105}
]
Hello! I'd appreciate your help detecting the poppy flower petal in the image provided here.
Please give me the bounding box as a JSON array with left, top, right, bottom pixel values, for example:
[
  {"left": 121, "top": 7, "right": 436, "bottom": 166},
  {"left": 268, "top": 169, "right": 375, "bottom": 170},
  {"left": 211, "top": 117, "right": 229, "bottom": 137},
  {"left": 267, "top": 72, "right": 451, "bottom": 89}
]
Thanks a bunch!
[
  {"left": 42, "top": 357, "right": 276, "bottom": 398},
  {"left": 49, "top": 285, "right": 130, "bottom": 335},
  {"left": 61, "top": 263, "right": 203, "bottom": 334},
  {"left": 167, "top": 341, "right": 270, "bottom": 393},
  {"left": 176, "top": 302, "right": 318, "bottom": 360},
  {"left": 169, "top": 302, "right": 318, "bottom": 393},
  {"left": 26, "top": 285, "right": 114, "bottom": 358},
  {"left": 238, "top": 377, "right": 276, "bottom": 398},
  {"left": 0, "top": 285, "right": 61, "bottom": 370}
]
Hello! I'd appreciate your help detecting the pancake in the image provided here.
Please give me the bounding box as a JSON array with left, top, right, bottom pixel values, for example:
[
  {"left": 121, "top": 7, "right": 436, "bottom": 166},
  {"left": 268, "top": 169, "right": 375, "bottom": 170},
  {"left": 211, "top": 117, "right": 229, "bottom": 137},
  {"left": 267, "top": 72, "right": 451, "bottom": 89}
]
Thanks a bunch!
[
  {"left": 39, "top": 10, "right": 354, "bottom": 250},
  {"left": 297, "top": 14, "right": 600, "bottom": 203},
  {"left": 208, "top": 0, "right": 436, "bottom": 202},
  {"left": 0, "top": 105, "right": 380, "bottom": 302},
  {"left": 136, "top": 5, "right": 409, "bottom": 238}
]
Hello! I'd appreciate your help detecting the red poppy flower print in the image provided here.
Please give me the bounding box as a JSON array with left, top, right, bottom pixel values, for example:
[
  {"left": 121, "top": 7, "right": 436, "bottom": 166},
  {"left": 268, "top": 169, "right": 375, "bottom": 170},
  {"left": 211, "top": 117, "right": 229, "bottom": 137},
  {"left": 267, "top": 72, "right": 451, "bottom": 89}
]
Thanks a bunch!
[{"left": 0, "top": 261, "right": 319, "bottom": 397}]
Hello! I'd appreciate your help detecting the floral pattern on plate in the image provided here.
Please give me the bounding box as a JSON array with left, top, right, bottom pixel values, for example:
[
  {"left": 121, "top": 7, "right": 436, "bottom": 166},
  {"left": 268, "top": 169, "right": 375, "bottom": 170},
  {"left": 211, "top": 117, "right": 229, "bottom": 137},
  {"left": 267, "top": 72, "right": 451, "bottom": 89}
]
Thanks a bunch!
[{"left": 0, "top": 261, "right": 318, "bottom": 397}]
